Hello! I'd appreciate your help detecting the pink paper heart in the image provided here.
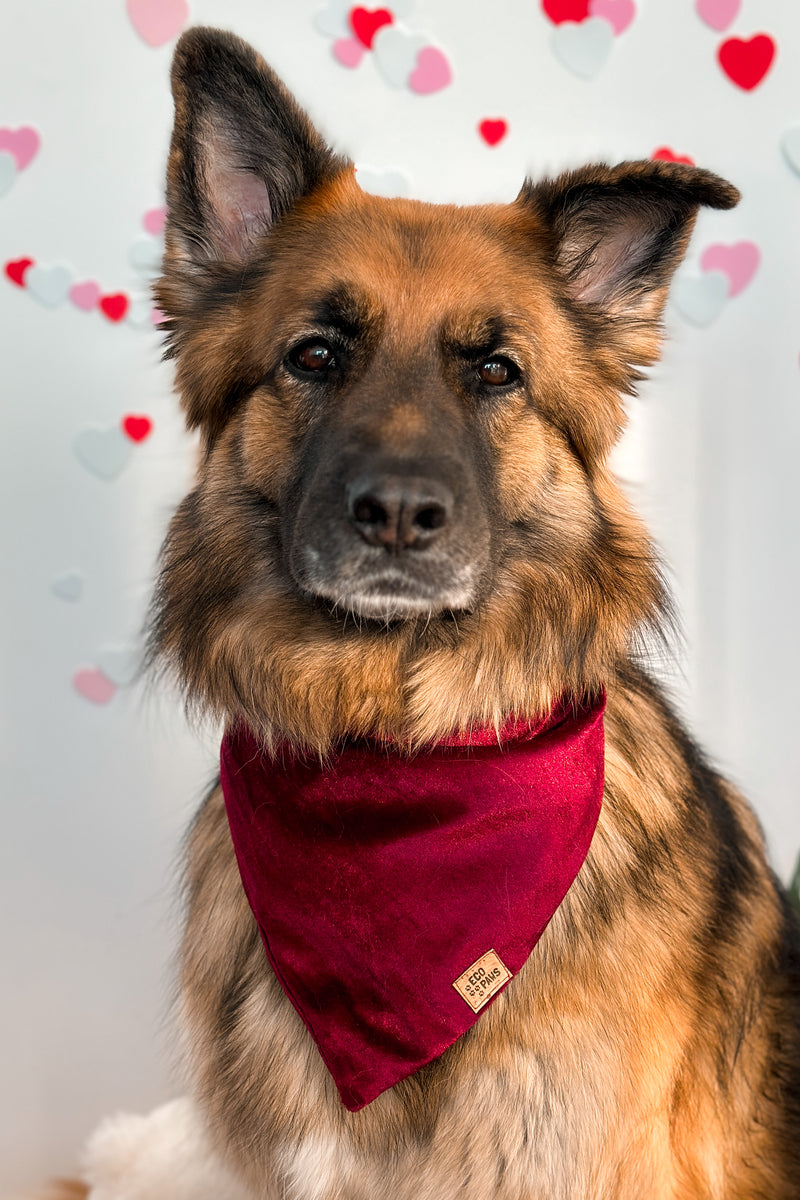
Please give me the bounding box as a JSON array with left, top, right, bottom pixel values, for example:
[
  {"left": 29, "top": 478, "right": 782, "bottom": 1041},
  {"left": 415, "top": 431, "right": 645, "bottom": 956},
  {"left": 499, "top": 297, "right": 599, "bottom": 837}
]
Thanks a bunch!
[
  {"left": 699, "top": 241, "right": 759, "bottom": 297},
  {"left": 126, "top": 0, "right": 189, "bottom": 47},
  {"left": 69, "top": 280, "right": 101, "bottom": 312},
  {"left": 694, "top": 0, "right": 740, "bottom": 33},
  {"left": 408, "top": 46, "right": 452, "bottom": 94},
  {"left": 588, "top": 0, "right": 635, "bottom": 35},
  {"left": 0, "top": 126, "right": 40, "bottom": 170},
  {"left": 73, "top": 668, "right": 117, "bottom": 705},
  {"left": 333, "top": 37, "right": 366, "bottom": 68},
  {"left": 143, "top": 206, "right": 167, "bottom": 235}
]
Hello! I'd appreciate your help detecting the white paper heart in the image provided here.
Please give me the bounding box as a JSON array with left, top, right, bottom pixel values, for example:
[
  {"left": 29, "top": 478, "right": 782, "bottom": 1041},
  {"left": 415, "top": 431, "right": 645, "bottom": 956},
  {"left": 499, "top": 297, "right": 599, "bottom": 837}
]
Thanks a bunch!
[
  {"left": 129, "top": 235, "right": 163, "bottom": 275},
  {"left": 127, "top": 297, "right": 157, "bottom": 329},
  {"left": 27, "top": 262, "right": 74, "bottom": 308},
  {"left": 0, "top": 150, "right": 17, "bottom": 197},
  {"left": 551, "top": 17, "right": 614, "bottom": 79},
  {"left": 313, "top": 0, "right": 354, "bottom": 38},
  {"left": 51, "top": 570, "right": 84, "bottom": 602},
  {"left": 781, "top": 126, "right": 800, "bottom": 177},
  {"left": 355, "top": 164, "right": 412, "bottom": 198},
  {"left": 672, "top": 269, "right": 729, "bottom": 327},
  {"left": 96, "top": 642, "right": 140, "bottom": 686},
  {"left": 373, "top": 25, "right": 427, "bottom": 88},
  {"left": 73, "top": 425, "right": 133, "bottom": 480}
]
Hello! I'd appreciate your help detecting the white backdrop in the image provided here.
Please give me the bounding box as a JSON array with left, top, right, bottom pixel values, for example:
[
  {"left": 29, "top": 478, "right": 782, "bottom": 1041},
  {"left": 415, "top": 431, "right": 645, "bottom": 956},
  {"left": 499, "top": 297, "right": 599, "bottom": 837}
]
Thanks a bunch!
[{"left": 2, "top": 0, "right": 799, "bottom": 1192}]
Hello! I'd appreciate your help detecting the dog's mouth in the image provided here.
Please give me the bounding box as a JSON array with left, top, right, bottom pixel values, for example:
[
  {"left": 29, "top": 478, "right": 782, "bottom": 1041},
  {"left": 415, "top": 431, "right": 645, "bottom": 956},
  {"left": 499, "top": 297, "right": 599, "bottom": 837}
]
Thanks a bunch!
[{"left": 294, "top": 554, "right": 484, "bottom": 623}]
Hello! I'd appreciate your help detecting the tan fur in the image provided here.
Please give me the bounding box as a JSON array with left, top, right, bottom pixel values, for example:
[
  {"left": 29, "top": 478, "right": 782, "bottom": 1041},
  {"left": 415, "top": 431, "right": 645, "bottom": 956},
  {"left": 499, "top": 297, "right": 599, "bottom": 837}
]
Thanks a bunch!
[{"left": 22, "top": 1183, "right": 89, "bottom": 1200}]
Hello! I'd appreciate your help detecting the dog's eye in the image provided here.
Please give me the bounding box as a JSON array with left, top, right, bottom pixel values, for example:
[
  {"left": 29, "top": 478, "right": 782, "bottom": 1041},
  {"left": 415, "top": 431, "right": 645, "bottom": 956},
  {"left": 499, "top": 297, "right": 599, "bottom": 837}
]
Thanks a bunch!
[
  {"left": 287, "top": 339, "right": 336, "bottom": 375},
  {"left": 477, "top": 357, "right": 519, "bottom": 387}
]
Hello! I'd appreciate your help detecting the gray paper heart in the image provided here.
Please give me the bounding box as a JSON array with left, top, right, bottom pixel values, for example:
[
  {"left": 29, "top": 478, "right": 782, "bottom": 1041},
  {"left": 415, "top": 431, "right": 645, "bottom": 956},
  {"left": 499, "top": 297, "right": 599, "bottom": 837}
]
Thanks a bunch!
[
  {"left": 313, "top": 0, "right": 352, "bottom": 37},
  {"left": 96, "top": 642, "right": 140, "bottom": 686},
  {"left": 73, "top": 424, "right": 132, "bottom": 480},
  {"left": 672, "top": 269, "right": 729, "bottom": 327},
  {"left": 355, "top": 164, "right": 412, "bottom": 198},
  {"left": 27, "top": 262, "right": 74, "bottom": 308},
  {"left": 781, "top": 126, "right": 800, "bottom": 177},
  {"left": 129, "top": 235, "right": 163, "bottom": 275},
  {"left": 127, "top": 297, "right": 156, "bottom": 329},
  {"left": 373, "top": 25, "right": 427, "bottom": 88},
  {"left": 552, "top": 17, "right": 614, "bottom": 79},
  {"left": 0, "top": 151, "right": 17, "bottom": 197},
  {"left": 51, "top": 570, "right": 84, "bottom": 602}
]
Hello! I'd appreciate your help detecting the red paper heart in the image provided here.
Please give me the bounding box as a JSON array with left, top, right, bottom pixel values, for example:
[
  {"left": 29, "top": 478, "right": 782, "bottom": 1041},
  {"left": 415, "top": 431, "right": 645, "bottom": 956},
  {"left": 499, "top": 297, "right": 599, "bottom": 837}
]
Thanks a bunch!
[
  {"left": 717, "top": 34, "right": 776, "bottom": 91},
  {"left": 542, "top": 0, "right": 591, "bottom": 24},
  {"left": 5, "top": 256, "right": 34, "bottom": 287},
  {"left": 479, "top": 119, "right": 508, "bottom": 147},
  {"left": 99, "top": 292, "right": 129, "bottom": 322},
  {"left": 652, "top": 146, "right": 695, "bottom": 166},
  {"left": 349, "top": 7, "right": 393, "bottom": 49},
  {"left": 122, "top": 414, "right": 153, "bottom": 443}
]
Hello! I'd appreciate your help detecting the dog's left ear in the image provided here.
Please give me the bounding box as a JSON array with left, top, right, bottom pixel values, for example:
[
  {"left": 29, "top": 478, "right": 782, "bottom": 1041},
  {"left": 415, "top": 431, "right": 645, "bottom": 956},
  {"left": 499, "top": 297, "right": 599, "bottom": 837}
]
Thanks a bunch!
[{"left": 520, "top": 160, "right": 739, "bottom": 326}]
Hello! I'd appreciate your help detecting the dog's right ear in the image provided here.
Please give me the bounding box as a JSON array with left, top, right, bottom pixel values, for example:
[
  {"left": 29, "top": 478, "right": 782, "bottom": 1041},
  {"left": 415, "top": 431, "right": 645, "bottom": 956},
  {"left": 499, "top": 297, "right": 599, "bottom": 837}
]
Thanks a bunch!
[{"left": 163, "top": 27, "right": 347, "bottom": 269}]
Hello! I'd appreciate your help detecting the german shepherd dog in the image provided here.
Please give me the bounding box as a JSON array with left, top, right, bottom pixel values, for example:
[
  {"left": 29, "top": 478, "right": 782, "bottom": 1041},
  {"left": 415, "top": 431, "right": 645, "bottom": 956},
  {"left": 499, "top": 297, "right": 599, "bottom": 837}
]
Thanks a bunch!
[{"left": 142, "top": 26, "right": 800, "bottom": 1199}]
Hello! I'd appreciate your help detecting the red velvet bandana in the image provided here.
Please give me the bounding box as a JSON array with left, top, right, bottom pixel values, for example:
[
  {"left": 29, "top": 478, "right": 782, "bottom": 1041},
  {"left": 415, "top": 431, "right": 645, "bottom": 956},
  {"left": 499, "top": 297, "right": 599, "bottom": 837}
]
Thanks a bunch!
[{"left": 220, "top": 693, "right": 605, "bottom": 1111}]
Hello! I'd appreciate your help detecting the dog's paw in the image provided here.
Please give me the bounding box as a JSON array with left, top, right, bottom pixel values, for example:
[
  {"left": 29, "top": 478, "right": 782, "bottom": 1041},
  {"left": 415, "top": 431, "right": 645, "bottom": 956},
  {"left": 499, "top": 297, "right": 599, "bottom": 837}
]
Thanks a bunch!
[{"left": 81, "top": 1098, "right": 253, "bottom": 1200}]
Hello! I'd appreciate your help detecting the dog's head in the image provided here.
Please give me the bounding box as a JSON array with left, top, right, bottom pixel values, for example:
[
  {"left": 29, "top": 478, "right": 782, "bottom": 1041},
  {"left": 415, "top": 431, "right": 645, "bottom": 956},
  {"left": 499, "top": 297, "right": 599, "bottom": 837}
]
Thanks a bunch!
[{"left": 151, "top": 28, "right": 738, "bottom": 751}]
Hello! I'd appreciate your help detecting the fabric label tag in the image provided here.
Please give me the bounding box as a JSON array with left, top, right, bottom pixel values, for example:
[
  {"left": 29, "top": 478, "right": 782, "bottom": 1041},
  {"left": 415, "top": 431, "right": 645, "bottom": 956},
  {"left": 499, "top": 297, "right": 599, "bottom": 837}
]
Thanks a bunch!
[{"left": 452, "top": 950, "right": 512, "bottom": 1012}]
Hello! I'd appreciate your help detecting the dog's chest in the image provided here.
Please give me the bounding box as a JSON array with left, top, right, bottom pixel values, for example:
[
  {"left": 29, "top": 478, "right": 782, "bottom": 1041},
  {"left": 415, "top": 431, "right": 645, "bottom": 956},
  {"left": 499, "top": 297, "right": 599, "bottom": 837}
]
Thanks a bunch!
[{"left": 271, "top": 1037, "right": 624, "bottom": 1200}]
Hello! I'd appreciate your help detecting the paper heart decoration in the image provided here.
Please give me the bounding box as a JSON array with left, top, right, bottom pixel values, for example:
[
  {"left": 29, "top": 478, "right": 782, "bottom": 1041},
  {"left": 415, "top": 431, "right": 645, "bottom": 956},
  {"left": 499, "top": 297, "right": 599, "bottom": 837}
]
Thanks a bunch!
[
  {"left": 0, "top": 152, "right": 16, "bottom": 197},
  {"left": 408, "top": 46, "right": 452, "bottom": 94},
  {"left": 143, "top": 206, "right": 167, "bottom": 235},
  {"left": 69, "top": 280, "right": 101, "bottom": 312},
  {"left": 51, "top": 570, "right": 84, "bottom": 602},
  {"left": 355, "top": 164, "right": 412, "bottom": 197},
  {"left": 73, "top": 668, "right": 117, "bottom": 706},
  {"left": 781, "top": 127, "right": 800, "bottom": 177},
  {"left": 588, "top": 0, "right": 635, "bottom": 36},
  {"left": 73, "top": 425, "right": 133, "bottom": 480},
  {"left": 552, "top": 17, "right": 614, "bottom": 78},
  {"left": 315, "top": 0, "right": 355, "bottom": 38},
  {"left": 652, "top": 147, "right": 695, "bottom": 165},
  {"left": 315, "top": 0, "right": 411, "bottom": 38},
  {"left": 126, "top": 298, "right": 158, "bottom": 329},
  {"left": 126, "top": 0, "right": 189, "bottom": 47},
  {"left": 373, "top": 25, "right": 427, "bottom": 87},
  {"left": 0, "top": 126, "right": 40, "bottom": 170},
  {"left": 717, "top": 34, "right": 776, "bottom": 91},
  {"left": 100, "top": 293, "right": 130, "bottom": 322},
  {"left": 699, "top": 241, "right": 759, "bottom": 297},
  {"left": 27, "top": 263, "right": 74, "bottom": 308},
  {"left": 542, "top": 0, "right": 590, "bottom": 24},
  {"left": 96, "top": 643, "right": 140, "bottom": 687},
  {"left": 5, "top": 256, "right": 33, "bottom": 287},
  {"left": 122, "top": 414, "right": 153, "bottom": 442},
  {"left": 333, "top": 37, "right": 366, "bottom": 67},
  {"left": 129, "top": 235, "right": 163, "bottom": 275},
  {"left": 672, "top": 270, "right": 729, "bottom": 326},
  {"left": 478, "top": 119, "right": 508, "bottom": 147},
  {"left": 695, "top": 0, "right": 740, "bottom": 33},
  {"left": 350, "top": 6, "right": 393, "bottom": 49}
]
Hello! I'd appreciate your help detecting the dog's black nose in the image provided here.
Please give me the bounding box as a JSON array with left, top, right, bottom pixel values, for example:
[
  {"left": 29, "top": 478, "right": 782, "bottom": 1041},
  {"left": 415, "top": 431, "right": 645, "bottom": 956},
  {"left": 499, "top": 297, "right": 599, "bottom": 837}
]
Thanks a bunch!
[{"left": 348, "top": 475, "right": 453, "bottom": 553}]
